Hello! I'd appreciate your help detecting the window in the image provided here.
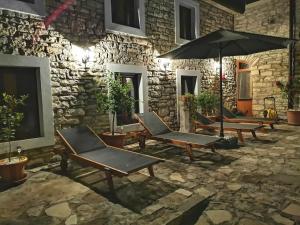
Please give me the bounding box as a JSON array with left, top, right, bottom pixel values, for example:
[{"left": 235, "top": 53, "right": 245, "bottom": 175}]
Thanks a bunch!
[
  {"left": 0, "top": 0, "right": 45, "bottom": 16},
  {"left": 0, "top": 54, "right": 54, "bottom": 154},
  {"left": 105, "top": 0, "right": 146, "bottom": 37},
  {"left": 106, "top": 63, "right": 148, "bottom": 129},
  {"left": 111, "top": 0, "right": 140, "bottom": 29},
  {"left": 238, "top": 71, "right": 252, "bottom": 99},
  {"left": 116, "top": 73, "right": 141, "bottom": 126},
  {"left": 179, "top": 6, "right": 195, "bottom": 40},
  {"left": 0, "top": 67, "right": 41, "bottom": 140},
  {"left": 181, "top": 76, "right": 197, "bottom": 95},
  {"left": 175, "top": 0, "right": 200, "bottom": 44}
]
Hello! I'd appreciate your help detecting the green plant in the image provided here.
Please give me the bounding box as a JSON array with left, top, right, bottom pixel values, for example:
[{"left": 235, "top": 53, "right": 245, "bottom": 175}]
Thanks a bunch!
[
  {"left": 276, "top": 77, "right": 300, "bottom": 109},
  {"left": 0, "top": 93, "right": 28, "bottom": 162},
  {"left": 182, "top": 93, "right": 198, "bottom": 120},
  {"left": 195, "top": 91, "right": 219, "bottom": 115},
  {"left": 95, "top": 73, "right": 135, "bottom": 135}
]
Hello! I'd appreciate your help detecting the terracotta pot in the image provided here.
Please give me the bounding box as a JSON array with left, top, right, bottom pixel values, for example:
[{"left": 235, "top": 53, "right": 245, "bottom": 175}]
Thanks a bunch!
[
  {"left": 0, "top": 156, "right": 28, "bottom": 184},
  {"left": 99, "top": 132, "right": 126, "bottom": 148},
  {"left": 287, "top": 110, "right": 300, "bottom": 126}
]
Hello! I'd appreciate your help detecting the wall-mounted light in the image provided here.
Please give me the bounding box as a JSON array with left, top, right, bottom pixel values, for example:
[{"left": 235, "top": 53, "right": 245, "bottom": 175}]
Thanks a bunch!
[
  {"left": 213, "top": 59, "right": 220, "bottom": 74},
  {"left": 71, "top": 44, "right": 95, "bottom": 70},
  {"left": 159, "top": 58, "right": 171, "bottom": 71},
  {"left": 213, "top": 58, "right": 227, "bottom": 80}
]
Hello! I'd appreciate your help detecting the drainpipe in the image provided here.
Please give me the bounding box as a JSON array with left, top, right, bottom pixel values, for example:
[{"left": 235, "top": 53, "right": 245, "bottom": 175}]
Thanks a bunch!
[{"left": 289, "top": 0, "right": 296, "bottom": 109}]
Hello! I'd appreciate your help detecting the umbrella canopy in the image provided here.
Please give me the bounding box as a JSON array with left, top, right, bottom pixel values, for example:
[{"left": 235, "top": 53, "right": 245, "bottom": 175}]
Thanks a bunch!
[{"left": 158, "top": 29, "right": 293, "bottom": 137}]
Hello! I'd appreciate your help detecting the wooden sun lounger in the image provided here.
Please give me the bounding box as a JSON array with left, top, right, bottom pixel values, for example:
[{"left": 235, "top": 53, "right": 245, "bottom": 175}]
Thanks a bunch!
[
  {"left": 222, "top": 107, "right": 277, "bottom": 129},
  {"left": 194, "top": 113, "right": 265, "bottom": 144},
  {"left": 56, "top": 126, "right": 163, "bottom": 191},
  {"left": 135, "top": 112, "right": 221, "bottom": 161}
]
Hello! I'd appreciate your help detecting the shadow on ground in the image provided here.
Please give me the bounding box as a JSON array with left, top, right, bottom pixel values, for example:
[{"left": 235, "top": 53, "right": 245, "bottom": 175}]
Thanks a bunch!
[{"left": 46, "top": 164, "right": 178, "bottom": 213}]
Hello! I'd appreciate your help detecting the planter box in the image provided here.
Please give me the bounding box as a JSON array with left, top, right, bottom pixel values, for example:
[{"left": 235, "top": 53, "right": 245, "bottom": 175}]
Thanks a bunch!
[
  {"left": 99, "top": 132, "right": 126, "bottom": 148},
  {"left": 287, "top": 110, "right": 300, "bottom": 126},
  {"left": 0, "top": 156, "right": 28, "bottom": 184}
]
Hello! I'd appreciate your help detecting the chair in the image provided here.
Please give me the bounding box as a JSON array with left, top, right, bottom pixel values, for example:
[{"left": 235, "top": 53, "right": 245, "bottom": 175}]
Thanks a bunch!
[
  {"left": 222, "top": 107, "right": 277, "bottom": 129},
  {"left": 57, "top": 126, "right": 163, "bottom": 191},
  {"left": 135, "top": 112, "right": 221, "bottom": 161},
  {"left": 194, "top": 112, "right": 265, "bottom": 144}
]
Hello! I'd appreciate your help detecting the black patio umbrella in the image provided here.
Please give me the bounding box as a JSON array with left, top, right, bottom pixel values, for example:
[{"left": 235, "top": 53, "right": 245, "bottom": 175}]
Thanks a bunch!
[{"left": 159, "top": 29, "right": 293, "bottom": 137}]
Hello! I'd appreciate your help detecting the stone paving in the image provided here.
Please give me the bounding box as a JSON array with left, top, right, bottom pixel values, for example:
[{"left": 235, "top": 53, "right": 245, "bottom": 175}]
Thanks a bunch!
[{"left": 0, "top": 124, "right": 300, "bottom": 225}]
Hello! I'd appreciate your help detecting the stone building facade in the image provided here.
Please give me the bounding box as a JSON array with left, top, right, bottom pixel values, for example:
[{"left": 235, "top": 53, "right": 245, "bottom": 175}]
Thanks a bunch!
[
  {"left": 296, "top": 0, "right": 300, "bottom": 107},
  {"left": 0, "top": 0, "right": 295, "bottom": 165},
  {"left": 0, "top": 0, "right": 235, "bottom": 165},
  {"left": 235, "top": 0, "right": 291, "bottom": 117}
]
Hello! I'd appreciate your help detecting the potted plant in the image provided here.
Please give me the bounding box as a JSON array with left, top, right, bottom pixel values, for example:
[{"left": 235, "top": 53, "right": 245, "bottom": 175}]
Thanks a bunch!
[
  {"left": 195, "top": 91, "right": 219, "bottom": 116},
  {"left": 276, "top": 77, "right": 300, "bottom": 125},
  {"left": 95, "top": 74, "right": 134, "bottom": 148},
  {"left": 0, "top": 93, "right": 28, "bottom": 183}
]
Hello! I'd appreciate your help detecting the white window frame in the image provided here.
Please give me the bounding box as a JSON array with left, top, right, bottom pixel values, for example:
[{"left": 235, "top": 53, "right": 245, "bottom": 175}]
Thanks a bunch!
[
  {"left": 0, "top": 0, "right": 45, "bottom": 16},
  {"left": 104, "top": 0, "right": 146, "bottom": 37},
  {"left": 175, "top": 0, "right": 200, "bottom": 45},
  {"left": 176, "top": 69, "right": 201, "bottom": 115},
  {"left": 106, "top": 63, "right": 148, "bottom": 131},
  {"left": 0, "top": 54, "right": 55, "bottom": 154}
]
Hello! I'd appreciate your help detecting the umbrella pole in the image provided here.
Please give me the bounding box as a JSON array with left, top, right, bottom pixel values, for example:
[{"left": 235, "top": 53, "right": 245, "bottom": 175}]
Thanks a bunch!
[{"left": 219, "top": 48, "right": 224, "bottom": 137}]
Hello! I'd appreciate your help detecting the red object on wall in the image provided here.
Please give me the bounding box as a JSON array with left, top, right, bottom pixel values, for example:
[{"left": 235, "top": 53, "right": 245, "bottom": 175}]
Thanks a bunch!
[{"left": 44, "top": 0, "right": 76, "bottom": 29}]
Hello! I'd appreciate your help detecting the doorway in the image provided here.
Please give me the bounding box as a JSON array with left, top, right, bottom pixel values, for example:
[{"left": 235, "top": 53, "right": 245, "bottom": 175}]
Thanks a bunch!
[{"left": 236, "top": 60, "right": 252, "bottom": 116}]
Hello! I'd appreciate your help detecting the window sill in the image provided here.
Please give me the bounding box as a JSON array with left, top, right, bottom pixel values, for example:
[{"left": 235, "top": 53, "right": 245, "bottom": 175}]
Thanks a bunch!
[
  {"left": 106, "top": 23, "right": 147, "bottom": 39},
  {"left": 0, "top": 136, "right": 55, "bottom": 155},
  {"left": 175, "top": 38, "right": 194, "bottom": 45},
  {"left": 116, "top": 123, "right": 144, "bottom": 133}
]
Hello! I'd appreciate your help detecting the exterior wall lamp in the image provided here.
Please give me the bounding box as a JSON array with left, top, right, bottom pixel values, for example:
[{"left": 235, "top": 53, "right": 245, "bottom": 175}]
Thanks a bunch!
[
  {"left": 71, "top": 44, "right": 95, "bottom": 70},
  {"left": 159, "top": 58, "right": 171, "bottom": 71}
]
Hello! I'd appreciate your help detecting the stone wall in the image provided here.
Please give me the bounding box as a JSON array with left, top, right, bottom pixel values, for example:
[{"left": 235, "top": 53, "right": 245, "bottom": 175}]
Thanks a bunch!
[
  {"left": 234, "top": 0, "right": 290, "bottom": 117},
  {"left": 0, "top": 0, "right": 234, "bottom": 165},
  {"left": 295, "top": 0, "right": 300, "bottom": 108}
]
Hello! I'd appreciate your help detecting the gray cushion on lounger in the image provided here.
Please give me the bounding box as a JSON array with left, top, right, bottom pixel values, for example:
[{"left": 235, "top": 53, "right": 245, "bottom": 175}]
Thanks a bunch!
[
  {"left": 195, "top": 112, "right": 214, "bottom": 125},
  {"left": 59, "top": 126, "right": 106, "bottom": 154},
  {"left": 137, "top": 112, "right": 170, "bottom": 136}
]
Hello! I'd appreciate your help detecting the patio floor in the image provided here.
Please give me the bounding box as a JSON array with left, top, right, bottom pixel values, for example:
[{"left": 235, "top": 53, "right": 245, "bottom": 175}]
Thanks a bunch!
[{"left": 0, "top": 124, "right": 300, "bottom": 225}]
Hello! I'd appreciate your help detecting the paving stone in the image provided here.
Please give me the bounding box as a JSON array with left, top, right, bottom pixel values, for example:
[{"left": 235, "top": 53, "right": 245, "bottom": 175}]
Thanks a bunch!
[
  {"left": 195, "top": 215, "right": 210, "bottom": 225},
  {"left": 65, "top": 215, "right": 78, "bottom": 225},
  {"left": 194, "top": 187, "right": 215, "bottom": 198},
  {"left": 218, "top": 166, "right": 234, "bottom": 175},
  {"left": 141, "top": 204, "right": 164, "bottom": 215},
  {"left": 175, "top": 189, "right": 193, "bottom": 197},
  {"left": 45, "top": 202, "right": 71, "bottom": 219},
  {"left": 282, "top": 204, "right": 300, "bottom": 217},
  {"left": 26, "top": 205, "right": 44, "bottom": 217},
  {"left": 227, "top": 183, "right": 242, "bottom": 191},
  {"left": 286, "top": 136, "right": 298, "bottom": 141},
  {"left": 238, "top": 218, "right": 267, "bottom": 225},
  {"left": 271, "top": 213, "right": 295, "bottom": 225},
  {"left": 205, "top": 210, "right": 232, "bottom": 224},
  {"left": 169, "top": 172, "right": 185, "bottom": 182},
  {"left": 127, "top": 173, "right": 148, "bottom": 183}
]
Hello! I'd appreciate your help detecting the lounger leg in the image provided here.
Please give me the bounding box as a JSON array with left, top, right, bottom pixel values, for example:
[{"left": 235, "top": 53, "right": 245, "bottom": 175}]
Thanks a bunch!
[
  {"left": 211, "top": 144, "right": 216, "bottom": 153},
  {"left": 105, "top": 170, "right": 114, "bottom": 192},
  {"left": 60, "top": 152, "right": 68, "bottom": 174},
  {"left": 251, "top": 130, "right": 257, "bottom": 139},
  {"left": 185, "top": 144, "right": 194, "bottom": 161},
  {"left": 148, "top": 166, "right": 155, "bottom": 177},
  {"left": 236, "top": 130, "right": 245, "bottom": 144},
  {"left": 139, "top": 134, "right": 146, "bottom": 149}
]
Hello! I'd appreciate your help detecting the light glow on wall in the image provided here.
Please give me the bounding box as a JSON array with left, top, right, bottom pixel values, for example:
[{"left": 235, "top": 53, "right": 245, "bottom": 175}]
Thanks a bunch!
[{"left": 71, "top": 44, "right": 95, "bottom": 69}]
